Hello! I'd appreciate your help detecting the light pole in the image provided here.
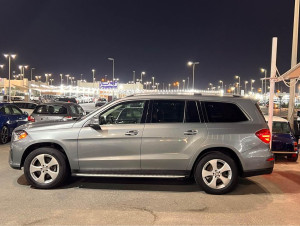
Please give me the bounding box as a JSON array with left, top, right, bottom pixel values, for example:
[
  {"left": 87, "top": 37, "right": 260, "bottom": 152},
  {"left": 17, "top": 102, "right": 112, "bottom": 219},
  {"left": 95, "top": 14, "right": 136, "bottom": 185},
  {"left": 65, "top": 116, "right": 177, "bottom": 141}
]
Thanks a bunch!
[
  {"left": 132, "top": 71, "right": 135, "bottom": 83},
  {"left": 187, "top": 61, "right": 199, "bottom": 90},
  {"left": 30, "top": 68, "right": 35, "bottom": 82},
  {"left": 209, "top": 83, "right": 213, "bottom": 90},
  {"left": 244, "top": 81, "right": 248, "bottom": 94},
  {"left": 219, "top": 80, "right": 223, "bottom": 90},
  {"left": 168, "top": 83, "right": 171, "bottom": 91},
  {"left": 50, "top": 79, "right": 54, "bottom": 85},
  {"left": 182, "top": 80, "right": 185, "bottom": 90},
  {"left": 155, "top": 82, "right": 160, "bottom": 90},
  {"left": 4, "top": 54, "right": 16, "bottom": 102},
  {"left": 260, "top": 68, "right": 267, "bottom": 95},
  {"left": 108, "top": 58, "right": 115, "bottom": 98},
  {"left": 187, "top": 77, "right": 189, "bottom": 90},
  {"left": 140, "top": 71, "right": 145, "bottom": 83},
  {"left": 66, "top": 74, "right": 70, "bottom": 86},
  {"left": 235, "top": 75, "right": 240, "bottom": 95},
  {"left": 60, "top": 74, "right": 63, "bottom": 86},
  {"left": 91, "top": 69, "right": 95, "bottom": 98},
  {"left": 251, "top": 79, "right": 255, "bottom": 93},
  {"left": 152, "top": 77, "right": 155, "bottom": 89}
]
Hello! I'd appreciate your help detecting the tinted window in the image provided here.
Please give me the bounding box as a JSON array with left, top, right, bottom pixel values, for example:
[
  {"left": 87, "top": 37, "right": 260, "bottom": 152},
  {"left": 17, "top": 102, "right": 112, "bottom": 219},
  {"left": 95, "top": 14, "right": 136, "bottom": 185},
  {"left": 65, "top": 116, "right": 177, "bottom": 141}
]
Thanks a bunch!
[
  {"left": 11, "top": 106, "right": 23, "bottom": 115},
  {"left": 69, "top": 105, "right": 78, "bottom": 115},
  {"left": 33, "top": 105, "right": 68, "bottom": 115},
  {"left": 204, "top": 102, "right": 248, "bottom": 123},
  {"left": 0, "top": 106, "right": 10, "bottom": 115},
  {"left": 100, "top": 101, "right": 145, "bottom": 125},
  {"left": 151, "top": 100, "right": 184, "bottom": 123},
  {"left": 272, "top": 122, "right": 291, "bottom": 134},
  {"left": 185, "top": 101, "right": 200, "bottom": 122},
  {"left": 76, "top": 105, "right": 85, "bottom": 115}
]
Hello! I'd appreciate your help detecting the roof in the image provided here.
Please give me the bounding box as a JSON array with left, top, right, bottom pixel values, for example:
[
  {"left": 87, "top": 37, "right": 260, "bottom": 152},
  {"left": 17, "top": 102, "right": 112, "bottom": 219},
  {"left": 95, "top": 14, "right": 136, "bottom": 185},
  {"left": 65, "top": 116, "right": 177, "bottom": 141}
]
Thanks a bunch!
[
  {"left": 37, "top": 102, "right": 77, "bottom": 106},
  {"left": 264, "top": 115, "right": 288, "bottom": 122}
]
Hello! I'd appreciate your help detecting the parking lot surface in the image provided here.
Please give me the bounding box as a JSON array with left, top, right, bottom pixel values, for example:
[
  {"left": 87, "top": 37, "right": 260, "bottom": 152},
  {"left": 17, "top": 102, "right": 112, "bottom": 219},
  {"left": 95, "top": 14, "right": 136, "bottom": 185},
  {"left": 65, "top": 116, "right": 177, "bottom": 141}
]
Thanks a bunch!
[{"left": 1, "top": 144, "right": 300, "bottom": 225}]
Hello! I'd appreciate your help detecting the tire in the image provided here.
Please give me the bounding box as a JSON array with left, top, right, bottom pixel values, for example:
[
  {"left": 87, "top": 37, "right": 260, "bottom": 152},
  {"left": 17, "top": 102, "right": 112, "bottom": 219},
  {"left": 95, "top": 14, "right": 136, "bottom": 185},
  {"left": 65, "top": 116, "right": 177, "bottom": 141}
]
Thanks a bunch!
[
  {"left": 287, "top": 154, "right": 298, "bottom": 162},
  {"left": 194, "top": 151, "right": 238, "bottom": 195},
  {"left": 0, "top": 126, "right": 10, "bottom": 144},
  {"left": 24, "top": 147, "right": 69, "bottom": 189}
]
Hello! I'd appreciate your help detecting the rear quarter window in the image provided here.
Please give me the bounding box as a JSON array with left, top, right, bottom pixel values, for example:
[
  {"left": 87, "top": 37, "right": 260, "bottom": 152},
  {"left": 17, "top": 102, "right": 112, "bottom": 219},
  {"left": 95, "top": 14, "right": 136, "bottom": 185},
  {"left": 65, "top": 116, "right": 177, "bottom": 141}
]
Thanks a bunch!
[{"left": 203, "top": 101, "right": 248, "bottom": 123}]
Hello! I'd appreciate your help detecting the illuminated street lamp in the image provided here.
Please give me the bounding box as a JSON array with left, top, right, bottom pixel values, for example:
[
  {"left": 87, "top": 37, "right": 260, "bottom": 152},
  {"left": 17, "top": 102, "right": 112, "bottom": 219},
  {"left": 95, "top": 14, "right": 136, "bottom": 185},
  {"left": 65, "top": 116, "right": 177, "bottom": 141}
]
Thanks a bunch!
[
  {"left": 235, "top": 75, "right": 240, "bottom": 95},
  {"left": 50, "top": 78, "right": 54, "bottom": 85},
  {"left": 219, "top": 80, "right": 223, "bottom": 90},
  {"left": 60, "top": 74, "right": 63, "bottom": 85},
  {"left": 4, "top": 54, "right": 16, "bottom": 102},
  {"left": 65, "top": 74, "right": 70, "bottom": 86},
  {"left": 155, "top": 82, "right": 160, "bottom": 90},
  {"left": 244, "top": 81, "right": 248, "bottom": 94},
  {"left": 187, "top": 61, "right": 199, "bottom": 90},
  {"left": 260, "top": 68, "right": 267, "bottom": 95},
  {"left": 168, "top": 83, "right": 171, "bottom": 90},
  {"left": 182, "top": 80, "right": 185, "bottom": 90},
  {"left": 140, "top": 71, "right": 146, "bottom": 83},
  {"left": 209, "top": 83, "right": 213, "bottom": 90},
  {"left": 250, "top": 79, "right": 255, "bottom": 92}
]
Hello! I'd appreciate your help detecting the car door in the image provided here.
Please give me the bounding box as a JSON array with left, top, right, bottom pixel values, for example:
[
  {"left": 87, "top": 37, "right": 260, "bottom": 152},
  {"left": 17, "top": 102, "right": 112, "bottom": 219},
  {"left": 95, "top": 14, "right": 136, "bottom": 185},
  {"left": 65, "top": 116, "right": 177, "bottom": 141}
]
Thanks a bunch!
[
  {"left": 77, "top": 100, "right": 148, "bottom": 171},
  {"left": 141, "top": 100, "right": 208, "bottom": 171},
  {"left": 9, "top": 105, "right": 28, "bottom": 127}
]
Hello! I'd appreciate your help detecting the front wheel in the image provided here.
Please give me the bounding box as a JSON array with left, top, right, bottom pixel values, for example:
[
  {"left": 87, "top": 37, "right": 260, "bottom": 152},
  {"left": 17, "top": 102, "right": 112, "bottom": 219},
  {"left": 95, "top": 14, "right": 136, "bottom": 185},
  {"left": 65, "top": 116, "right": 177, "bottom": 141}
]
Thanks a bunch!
[
  {"left": 194, "top": 152, "right": 238, "bottom": 195},
  {"left": 0, "top": 126, "right": 9, "bottom": 144},
  {"left": 24, "top": 147, "right": 69, "bottom": 189}
]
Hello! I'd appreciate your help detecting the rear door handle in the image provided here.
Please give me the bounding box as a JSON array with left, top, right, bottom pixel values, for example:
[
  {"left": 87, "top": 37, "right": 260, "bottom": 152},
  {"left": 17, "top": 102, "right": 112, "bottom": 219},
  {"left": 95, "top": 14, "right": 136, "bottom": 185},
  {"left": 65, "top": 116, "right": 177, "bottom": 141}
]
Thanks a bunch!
[
  {"left": 125, "top": 130, "right": 139, "bottom": 136},
  {"left": 184, "top": 130, "right": 198, "bottom": 135}
]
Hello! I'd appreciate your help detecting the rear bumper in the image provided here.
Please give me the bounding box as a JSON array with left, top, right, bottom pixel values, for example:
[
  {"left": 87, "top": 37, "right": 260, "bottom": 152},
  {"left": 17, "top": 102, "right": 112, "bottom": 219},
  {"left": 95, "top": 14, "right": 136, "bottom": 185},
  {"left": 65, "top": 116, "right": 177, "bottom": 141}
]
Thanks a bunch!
[{"left": 242, "top": 167, "right": 273, "bottom": 177}]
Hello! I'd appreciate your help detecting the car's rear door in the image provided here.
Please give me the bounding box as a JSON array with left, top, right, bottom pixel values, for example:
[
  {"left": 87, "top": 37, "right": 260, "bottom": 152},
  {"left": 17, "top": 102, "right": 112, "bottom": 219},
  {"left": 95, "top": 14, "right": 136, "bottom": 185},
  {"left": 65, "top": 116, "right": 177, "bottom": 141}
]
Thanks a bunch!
[{"left": 140, "top": 99, "right": 208, "bottom": 172}]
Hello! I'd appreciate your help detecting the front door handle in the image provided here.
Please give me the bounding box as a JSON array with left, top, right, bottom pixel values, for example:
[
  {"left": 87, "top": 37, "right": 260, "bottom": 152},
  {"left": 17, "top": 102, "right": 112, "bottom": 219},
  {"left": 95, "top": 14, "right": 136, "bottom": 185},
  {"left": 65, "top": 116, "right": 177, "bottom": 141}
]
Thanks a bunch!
[
  {"left": 125, "top": 130, "right": 139, "bottom": 136},
  {"left": 184, "top": 130, "right": 198, "bottom": 135}
]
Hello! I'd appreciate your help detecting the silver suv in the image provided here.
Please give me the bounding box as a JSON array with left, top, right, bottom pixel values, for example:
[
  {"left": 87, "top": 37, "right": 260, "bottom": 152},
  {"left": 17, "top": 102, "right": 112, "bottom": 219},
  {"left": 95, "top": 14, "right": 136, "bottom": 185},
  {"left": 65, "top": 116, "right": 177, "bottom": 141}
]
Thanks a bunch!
[{"left": 9, "top": 94, "right": 274, "bottom": 194}]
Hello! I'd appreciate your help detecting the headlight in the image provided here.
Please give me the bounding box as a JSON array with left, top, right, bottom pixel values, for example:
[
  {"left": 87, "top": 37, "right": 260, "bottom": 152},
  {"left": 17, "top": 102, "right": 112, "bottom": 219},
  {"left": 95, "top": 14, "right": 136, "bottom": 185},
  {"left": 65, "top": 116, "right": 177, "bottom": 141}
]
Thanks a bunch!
[{"left": 13, "top": 130, "right": 28, "bottom": 142}]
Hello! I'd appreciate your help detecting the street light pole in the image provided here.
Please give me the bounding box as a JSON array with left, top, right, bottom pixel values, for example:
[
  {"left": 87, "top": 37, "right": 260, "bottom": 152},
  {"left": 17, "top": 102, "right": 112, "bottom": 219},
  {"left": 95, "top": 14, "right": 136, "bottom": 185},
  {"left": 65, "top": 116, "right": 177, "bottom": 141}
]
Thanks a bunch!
[
  {"left": 92, "top": 69, "right": 95, "bottom": 99},
  {"left": 152, "top": 77, "right": 155, "bottom": 89},
  {"left": 30, "top": 68, "right": 35, "bottom": 82},
  {"left": 182, "top": 80, "right": 185, "bottom": 90},
  {"left": 4, "top": 54, "right": 16, "bottom": 102},
  {"left": 187, "top": 61, "right": 199, "bottom": 90},
  {"left": 108, "top": 58, "right": 115, "bottom": 98},
  {"left": 219, "top": 80, "right": 223, "bottom": 90},
  {"left": 235, "top": 75, "right": 240, "bottom": 94},
  {"left": 60, "top": 74, "right": 63, "bottom": 86},
  {"left": 133, "top": 71, "right": 135, "bottom": 83}
]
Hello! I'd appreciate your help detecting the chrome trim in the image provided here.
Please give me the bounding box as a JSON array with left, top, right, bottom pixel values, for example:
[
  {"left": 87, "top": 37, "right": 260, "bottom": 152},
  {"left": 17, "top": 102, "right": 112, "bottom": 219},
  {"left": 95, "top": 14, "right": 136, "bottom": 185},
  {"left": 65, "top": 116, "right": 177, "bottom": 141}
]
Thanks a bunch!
[{"left": 73, "top": 173, "right": 186, "bottom": 178}]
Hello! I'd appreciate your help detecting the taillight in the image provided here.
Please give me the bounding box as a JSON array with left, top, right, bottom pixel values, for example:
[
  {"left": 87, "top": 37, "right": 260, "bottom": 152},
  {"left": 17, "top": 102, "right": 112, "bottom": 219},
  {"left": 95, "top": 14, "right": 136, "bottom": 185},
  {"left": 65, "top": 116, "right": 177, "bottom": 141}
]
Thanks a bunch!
[
  {"left": 255, "top": 129, "right": 271, "bottom": 144},
  {"left": 294, "top": 142, "right": 298, "bottom": 151},
  {"left": 28, "top": 115, "right": 35, "bottom": 122}
]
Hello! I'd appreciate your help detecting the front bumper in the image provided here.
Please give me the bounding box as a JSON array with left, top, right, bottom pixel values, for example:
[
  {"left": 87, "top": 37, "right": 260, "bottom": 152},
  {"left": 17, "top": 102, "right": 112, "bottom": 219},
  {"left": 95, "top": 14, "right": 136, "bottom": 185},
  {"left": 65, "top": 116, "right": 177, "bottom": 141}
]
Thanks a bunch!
[{"left": 9, "top": 149, "right": 21, "bottom": 170}]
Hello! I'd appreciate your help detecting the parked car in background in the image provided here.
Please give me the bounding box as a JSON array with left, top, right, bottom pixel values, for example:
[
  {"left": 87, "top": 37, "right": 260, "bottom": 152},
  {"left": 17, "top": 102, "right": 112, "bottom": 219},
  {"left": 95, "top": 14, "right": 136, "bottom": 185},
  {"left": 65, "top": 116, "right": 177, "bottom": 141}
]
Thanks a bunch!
[
  {"left": 54, "top": 97, "right": 78, "bottom": 104},
  {"left": 9, "top": 94, "right": 274, "bottom": 194},
  {"left": 265, "top": 116, "right": 298, "bottom": 162},
  {"left": 95, "top": 98, "right": 108, "bottom": 107},
  {"left": 29, "top": 102, "right": 85, "bottom": 123},
  {"left": 0, "top": 103, "right": 28, "bottom": 144},
  {"left": 12, "top": 102, "right": 38, "bottom": 115}
]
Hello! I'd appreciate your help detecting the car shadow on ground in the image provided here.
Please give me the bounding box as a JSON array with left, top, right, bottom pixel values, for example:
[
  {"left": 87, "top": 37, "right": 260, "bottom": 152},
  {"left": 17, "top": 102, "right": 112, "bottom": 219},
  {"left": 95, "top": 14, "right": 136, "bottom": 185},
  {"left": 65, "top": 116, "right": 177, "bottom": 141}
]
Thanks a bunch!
[{"left": 17, "top": 174, "right": 270, "bottom": 195}]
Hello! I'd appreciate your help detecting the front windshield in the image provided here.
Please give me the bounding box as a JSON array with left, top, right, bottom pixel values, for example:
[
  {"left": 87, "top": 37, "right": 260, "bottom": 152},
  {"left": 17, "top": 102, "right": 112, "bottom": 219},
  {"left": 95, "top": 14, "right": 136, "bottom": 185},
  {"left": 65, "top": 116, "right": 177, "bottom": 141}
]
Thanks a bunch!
[{"left": 272, "top": 122, "right": 291, "bottom": 134}]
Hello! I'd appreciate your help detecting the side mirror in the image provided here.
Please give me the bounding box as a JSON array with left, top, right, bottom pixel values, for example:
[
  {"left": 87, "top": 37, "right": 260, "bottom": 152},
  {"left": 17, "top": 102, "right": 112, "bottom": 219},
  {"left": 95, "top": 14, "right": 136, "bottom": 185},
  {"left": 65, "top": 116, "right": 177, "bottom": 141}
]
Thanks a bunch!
[
  {"left": 99, "top": 115, "right": 106, "bottom": 125},
  {"left": 88, "top": 116, "right": 101, "bottom": 130}
]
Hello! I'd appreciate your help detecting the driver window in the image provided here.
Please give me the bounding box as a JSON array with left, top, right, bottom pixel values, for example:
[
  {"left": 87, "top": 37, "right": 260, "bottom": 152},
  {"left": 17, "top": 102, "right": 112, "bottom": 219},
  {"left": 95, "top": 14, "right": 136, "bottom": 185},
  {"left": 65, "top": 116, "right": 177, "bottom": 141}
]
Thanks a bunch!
[{"left": 99, "top": 101, "right": 145, "bottom": 125}]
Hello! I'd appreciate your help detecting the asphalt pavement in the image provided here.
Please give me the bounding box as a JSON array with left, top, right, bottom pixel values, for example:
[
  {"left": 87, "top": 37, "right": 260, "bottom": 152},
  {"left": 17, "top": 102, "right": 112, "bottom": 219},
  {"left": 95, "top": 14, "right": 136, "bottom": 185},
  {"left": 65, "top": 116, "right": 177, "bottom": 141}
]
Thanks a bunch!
[{"left": 1, "top": 144, "right": 300, "bottom": 225}]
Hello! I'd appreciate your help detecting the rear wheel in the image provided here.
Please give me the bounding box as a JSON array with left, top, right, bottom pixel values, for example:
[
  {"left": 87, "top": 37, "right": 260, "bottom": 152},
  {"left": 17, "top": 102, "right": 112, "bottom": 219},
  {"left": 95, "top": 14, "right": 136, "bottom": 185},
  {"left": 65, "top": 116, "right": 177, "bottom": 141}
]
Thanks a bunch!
[
  {"left": 0, "top": 126, "right": 9, "bottom": 144},
  {"left": 24, "top": 147, "right": 69, "bottom": 189},
  {"left": 194, "top": 152, "right": 238, "bottom": 195},
  {"left": 287, "top": 154, "right": 298, "bottom": 162}
]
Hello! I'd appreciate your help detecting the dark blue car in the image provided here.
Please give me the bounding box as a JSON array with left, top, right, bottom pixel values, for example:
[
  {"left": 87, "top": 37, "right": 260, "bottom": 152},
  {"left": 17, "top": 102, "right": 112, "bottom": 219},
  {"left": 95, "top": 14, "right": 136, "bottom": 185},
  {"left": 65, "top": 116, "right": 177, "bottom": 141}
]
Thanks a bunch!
[
  {"left": 265, "top": 116, "right": 299, "bottom": 162},
  {"left": 0, "top": 103, "right": 28, "bottom": 144}
]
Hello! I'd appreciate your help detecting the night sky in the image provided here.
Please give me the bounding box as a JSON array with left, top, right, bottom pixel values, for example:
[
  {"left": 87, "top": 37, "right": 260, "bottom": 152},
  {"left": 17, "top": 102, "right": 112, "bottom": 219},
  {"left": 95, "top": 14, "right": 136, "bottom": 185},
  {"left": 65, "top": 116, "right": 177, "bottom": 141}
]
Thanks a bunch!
[{"left": 0, "top": 0, "right": 297, "bottom": 91}]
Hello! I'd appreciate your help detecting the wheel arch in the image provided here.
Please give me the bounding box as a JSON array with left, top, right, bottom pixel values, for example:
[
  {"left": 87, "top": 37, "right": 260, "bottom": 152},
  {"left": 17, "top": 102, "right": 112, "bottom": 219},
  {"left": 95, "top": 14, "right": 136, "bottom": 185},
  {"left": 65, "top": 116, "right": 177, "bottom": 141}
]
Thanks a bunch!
[
  {"left": 20, "top": 142, "right": 70, "bottom": 169},
  {"left": 190, "top": 147, "right": 244, "bottom": 177}
]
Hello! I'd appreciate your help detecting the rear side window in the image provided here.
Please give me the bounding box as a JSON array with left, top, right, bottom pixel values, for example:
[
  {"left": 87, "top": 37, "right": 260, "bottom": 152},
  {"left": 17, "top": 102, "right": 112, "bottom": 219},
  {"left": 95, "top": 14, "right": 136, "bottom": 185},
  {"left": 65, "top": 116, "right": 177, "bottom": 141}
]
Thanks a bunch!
[
  {"left": 203, "top": 101, "right": 248, "bottom": 123},
  {"left": 33, "top": 105, "right": 68, "bottom": 115},
  {"left": 69, "top": 105, "right": 78, "bottom": 114},
  {"left": 151, "top": 100, "right": 184, "bottom": 123},
  {"left": 185, "top": 101, "right": 200, "bottom": 122}
]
